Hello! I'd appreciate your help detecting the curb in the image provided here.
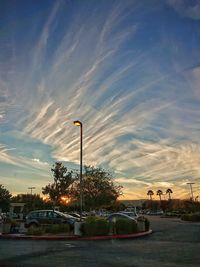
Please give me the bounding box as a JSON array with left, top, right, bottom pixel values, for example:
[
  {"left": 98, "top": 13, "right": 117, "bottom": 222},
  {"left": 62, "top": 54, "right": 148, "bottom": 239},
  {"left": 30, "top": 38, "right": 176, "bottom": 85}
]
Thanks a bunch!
[
  {"left": 0, "top": 230, "right": 152, "bottom": 241},
  {"left": 79, "top": 229, "right": 152, "bottom": 240}
]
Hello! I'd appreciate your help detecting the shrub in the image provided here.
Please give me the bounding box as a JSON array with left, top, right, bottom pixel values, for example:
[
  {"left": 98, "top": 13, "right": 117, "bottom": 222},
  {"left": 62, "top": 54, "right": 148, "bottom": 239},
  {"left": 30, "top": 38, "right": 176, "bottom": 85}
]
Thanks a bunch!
[
  {"left": 81, "top": 216, "right": 109, "bottom": 236},
  {"left": 46, "top": 224, "right": 60, "bottom": 234},
  {"left": 59, "top": 223, "right": 70, "bottom": 233},
  {"left": 26, "top": 223, "right": 71, "bottom": 235},
  {"left": 181, "top": 214, "right": 189, "bottom": 221},
  {"left": 45, "top": 224, "right": 70, "bottom": 233},
  {"left": 114, "top": 219, "right": 137, "bottom": 235},
  {"left": 181, "top": 213, "right": 200, "bottom": 222},
  {"left": 27, "top": 226, "right": 45, "bottom": 236},
  {"left": 144, "top": 218, "right": 150, "bottom": 231}
]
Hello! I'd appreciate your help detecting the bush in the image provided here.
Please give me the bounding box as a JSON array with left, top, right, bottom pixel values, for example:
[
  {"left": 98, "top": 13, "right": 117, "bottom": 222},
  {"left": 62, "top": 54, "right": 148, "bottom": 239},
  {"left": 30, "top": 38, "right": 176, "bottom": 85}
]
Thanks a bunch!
[
  {"left": 45, "top": 224, "right": 70, "bottom": 234},
  {"left": 27, "top": 223, "right": 70, "bottom": 235},
  {"left": 181, "top": 213, "right": 200, "bottom": 222},
  {"left": 81, "top": 216, "right": 109, "bottom": 236},
  {"left": 144, "top": 218, "right": 150, "bottom": 231},
  {"left": 46, "top": 224, "right": 60, "bottom": 234},
  {"left": 27, "top": 226, "right": 45, "bottom": 236},
  {"left": 114, "top": 219, "right": 138, "bottom": 235},
  {"left": 59, "top": 223, "right": 70, "bottom": 233}
]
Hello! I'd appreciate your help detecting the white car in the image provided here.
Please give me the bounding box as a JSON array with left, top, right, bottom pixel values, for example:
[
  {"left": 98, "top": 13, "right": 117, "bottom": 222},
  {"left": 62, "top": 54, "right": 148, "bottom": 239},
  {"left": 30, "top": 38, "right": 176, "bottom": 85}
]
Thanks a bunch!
[
  {"left": 120, "top": 211, "right": 138, "bottom": 219},
  {"left": 107, "top": 213, "right": 137, "bottom": 223}
]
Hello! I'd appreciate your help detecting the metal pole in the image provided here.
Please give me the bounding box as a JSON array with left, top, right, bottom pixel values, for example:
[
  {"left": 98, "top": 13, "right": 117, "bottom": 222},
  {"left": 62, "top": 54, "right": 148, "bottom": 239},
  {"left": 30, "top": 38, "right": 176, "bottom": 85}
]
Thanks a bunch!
[
  {"left": 73, "top": 120, "right": 83, "bottom": 222},
  {"left": 28, "top": 187, "right": 35, "bottom": 210},
  {"left": 28, "top": 187, "right": 35, "bottom": 195},
  {"left": 80, "top": 123, "right": 83, "bottom": 221}
]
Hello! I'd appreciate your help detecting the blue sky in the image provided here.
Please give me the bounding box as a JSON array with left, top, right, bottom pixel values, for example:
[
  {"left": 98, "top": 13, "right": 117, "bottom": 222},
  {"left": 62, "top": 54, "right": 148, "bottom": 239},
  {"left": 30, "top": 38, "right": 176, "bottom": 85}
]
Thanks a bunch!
[{"left": 0, "top": 0, "right": 200, "bottom": 200}]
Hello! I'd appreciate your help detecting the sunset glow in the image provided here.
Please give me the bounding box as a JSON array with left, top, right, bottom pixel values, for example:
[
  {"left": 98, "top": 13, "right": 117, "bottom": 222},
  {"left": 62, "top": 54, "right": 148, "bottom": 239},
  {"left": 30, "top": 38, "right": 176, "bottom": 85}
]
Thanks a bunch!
[{"left": 0, "top": 0, "right": 200, "bottom": 200}]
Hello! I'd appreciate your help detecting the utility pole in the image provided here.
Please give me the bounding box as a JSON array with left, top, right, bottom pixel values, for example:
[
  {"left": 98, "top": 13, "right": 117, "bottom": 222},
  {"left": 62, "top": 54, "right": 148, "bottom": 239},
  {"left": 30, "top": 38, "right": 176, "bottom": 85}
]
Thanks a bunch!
[
  {"left": 187, "top": 183, "right": 195, "bottom": 201},
  {"left": 28, "top": 187, "right": 36, "bottom": 211},
  {"left": 28, "top": 187, "right": 36, "bottom": 195}
]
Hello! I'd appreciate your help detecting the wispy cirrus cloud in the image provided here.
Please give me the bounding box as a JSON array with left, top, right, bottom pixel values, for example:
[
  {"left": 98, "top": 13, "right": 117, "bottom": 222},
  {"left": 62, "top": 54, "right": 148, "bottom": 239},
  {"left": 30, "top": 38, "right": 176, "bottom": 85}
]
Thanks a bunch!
[
  {"left": 19, "top": 3, "right": 200, "bottom": 193},
  {"left": 0, "top": 143, "right": 49, "bottom": 172},
  {"left": 0, "top": 144, "right": 18, "bottom": 166},
  {"left": 167, "top": 0, "right": 200, "bottom": 20},
  {"left": 0, "top": 0, "right": 200, "bottom": 198}
]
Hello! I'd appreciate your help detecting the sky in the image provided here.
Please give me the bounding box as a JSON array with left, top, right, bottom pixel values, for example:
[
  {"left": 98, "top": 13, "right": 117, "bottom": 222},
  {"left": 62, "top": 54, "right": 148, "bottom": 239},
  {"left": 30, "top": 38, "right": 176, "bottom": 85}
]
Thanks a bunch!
[{"left": 0, "top": 0, "right": 200, "bottom": 200}]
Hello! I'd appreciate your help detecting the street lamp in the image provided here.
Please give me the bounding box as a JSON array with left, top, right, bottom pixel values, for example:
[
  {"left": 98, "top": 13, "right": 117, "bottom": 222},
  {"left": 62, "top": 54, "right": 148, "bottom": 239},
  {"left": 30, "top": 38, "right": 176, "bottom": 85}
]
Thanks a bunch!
[
  {"left": 73, "top": 120, "right": 83, "bottom": 221},
  {"left": 187, "top": 182, "right": 195, "bottom": 201}
]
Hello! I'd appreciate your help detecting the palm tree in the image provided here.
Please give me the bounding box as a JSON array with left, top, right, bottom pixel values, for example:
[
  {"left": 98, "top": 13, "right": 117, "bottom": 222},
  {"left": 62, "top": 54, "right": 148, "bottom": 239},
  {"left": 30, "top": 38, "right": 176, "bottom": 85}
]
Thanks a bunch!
[
  {"left": 147, "top": 190, "right": 154, "bottom": 200},
  {"left": 156, "top": 189, "right": 163, "bottom": 201},
  {"left": 166, "top": 188, "right": 173, "bottom": 200}
]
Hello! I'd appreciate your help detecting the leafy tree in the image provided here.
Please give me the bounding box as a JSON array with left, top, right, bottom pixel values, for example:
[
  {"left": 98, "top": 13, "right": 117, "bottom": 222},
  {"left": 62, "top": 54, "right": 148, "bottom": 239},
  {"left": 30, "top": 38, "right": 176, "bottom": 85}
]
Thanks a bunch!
[
  {"left": 147, "top": 190, "right": 154, "bottom": 200},
  {"left": 0, "top": 184, "right": 12, "bottom": 212},
  {"left": 71, "top": 165, "right": 123, "bottom": 209},
  {"left": 12, "top": 194, "right": 45, "bottom": 213},
  {"left": 42, "top": 162, "right": 75, "bottom": 206}
]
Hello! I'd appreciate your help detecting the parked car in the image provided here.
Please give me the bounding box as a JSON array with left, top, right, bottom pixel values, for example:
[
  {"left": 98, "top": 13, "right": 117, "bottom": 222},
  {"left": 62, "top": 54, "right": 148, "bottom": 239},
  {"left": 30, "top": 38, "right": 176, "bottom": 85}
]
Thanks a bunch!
[
  {"left": 65, "top": 212, "right": 86, "bottom": 220},
  {"left": 120, "top": 211, "right": 138, "bottom": 219},
  {"left": 25, "top": 210, "right": 78, "bottom": 229},
  {"left": 146, "top": 210, "right": 164, "bottom": 215},
  {"left": 107, "top": 213, "right": 137, "bottom": 223}
]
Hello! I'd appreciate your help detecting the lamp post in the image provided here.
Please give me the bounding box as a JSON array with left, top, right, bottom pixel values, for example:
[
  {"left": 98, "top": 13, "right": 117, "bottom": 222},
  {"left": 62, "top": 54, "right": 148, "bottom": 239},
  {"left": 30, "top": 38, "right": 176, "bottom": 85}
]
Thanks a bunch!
[
  {"left": 187, "top": 182, "right": 195, "bottom": 201},
  {"left": 73, "top": 120, "right": 83, "bottom": 221}
]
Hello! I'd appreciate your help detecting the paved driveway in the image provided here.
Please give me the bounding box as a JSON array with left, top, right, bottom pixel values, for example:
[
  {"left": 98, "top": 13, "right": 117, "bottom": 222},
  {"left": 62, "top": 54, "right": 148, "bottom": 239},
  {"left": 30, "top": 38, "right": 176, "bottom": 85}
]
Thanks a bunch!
[{"left": 0, "top": 216, "right": 199, "bottom": 266}]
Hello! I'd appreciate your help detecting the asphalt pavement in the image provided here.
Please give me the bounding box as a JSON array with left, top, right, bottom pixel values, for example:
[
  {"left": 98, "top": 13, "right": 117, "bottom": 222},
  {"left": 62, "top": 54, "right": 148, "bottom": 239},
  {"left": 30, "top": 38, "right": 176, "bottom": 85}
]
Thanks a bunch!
[{"left": 0, "top": 216, "right": 199, "bottom": 267}]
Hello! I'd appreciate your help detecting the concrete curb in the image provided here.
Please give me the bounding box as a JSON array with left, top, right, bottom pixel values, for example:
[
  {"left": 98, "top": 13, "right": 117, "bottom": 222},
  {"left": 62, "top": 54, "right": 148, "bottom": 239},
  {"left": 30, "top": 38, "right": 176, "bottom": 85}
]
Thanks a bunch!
[
  {"left": 79, "top": 229, "right": 153, "bottom": 240},
  {"left": 0, "top": 229, "right": 152, "bottom": 241},
  {"left": 0, "top": 230, "right": 152, "bottom": 240}
]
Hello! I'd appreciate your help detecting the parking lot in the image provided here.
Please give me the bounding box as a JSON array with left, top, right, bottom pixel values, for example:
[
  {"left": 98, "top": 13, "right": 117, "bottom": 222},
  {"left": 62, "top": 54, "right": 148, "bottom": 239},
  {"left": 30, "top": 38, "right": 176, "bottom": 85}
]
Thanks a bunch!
[{"left": 0, "top": 216, "right": 199, "bottom": 267}]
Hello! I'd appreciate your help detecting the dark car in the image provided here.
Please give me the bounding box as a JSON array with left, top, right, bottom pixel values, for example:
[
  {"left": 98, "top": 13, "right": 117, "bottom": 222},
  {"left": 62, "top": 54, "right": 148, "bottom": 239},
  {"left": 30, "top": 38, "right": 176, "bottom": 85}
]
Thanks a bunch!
[
  {"left": 107, "top": 213, "right": 137, "bottom": 223},
  {"left": 25, "top": 210, "right": 78, "bottom": 229}
]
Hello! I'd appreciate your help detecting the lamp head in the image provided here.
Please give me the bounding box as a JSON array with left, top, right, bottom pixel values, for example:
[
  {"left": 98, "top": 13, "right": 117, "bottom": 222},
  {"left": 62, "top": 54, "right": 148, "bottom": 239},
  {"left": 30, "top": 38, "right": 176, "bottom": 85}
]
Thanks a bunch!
[{"left": 73, "top": 120, "right": 82, "bottom": 126}]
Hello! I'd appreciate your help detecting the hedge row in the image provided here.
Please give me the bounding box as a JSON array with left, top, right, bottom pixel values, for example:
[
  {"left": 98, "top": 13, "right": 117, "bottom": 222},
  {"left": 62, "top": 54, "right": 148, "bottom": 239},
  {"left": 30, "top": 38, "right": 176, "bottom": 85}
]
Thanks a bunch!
[
  {"left": 26, "top": 217, "right": 150, "bottom": 236},
  {"left": 81, "top": 216, "right": 150, "bottom": 236},
  {"left": 81, "top": 217, "right": 110, "bottom": 236},
  {"left": 27, "top": 223, "right": 70, "bottom": 236},
  {"left": 181, "top": 213, "right": 200, "bottom": 222}
]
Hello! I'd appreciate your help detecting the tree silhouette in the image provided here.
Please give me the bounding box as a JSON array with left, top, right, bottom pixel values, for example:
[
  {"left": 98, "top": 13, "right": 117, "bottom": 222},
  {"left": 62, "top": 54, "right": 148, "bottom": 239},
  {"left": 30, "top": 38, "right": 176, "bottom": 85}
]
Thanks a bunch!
[
  {"left": 71, "top": 165, "right": 123, "bottom": 209},
  {"left": 156, "top": 189, "right": 163, "bottom": 201},
  {"left": 0, "top": 184, "right": 12, "bottom": 212},
  {"left": 147, "top": 190, "right": 154, "bottom": 200},
  {"left": 166, "top": 188, "right": 173, "bottom": 200},
  {"left": 42, "top": 162, "right": 75, "bottom": 206},
  {"left": 12, "top": 194, "right": 45, "bottom": 213}
]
